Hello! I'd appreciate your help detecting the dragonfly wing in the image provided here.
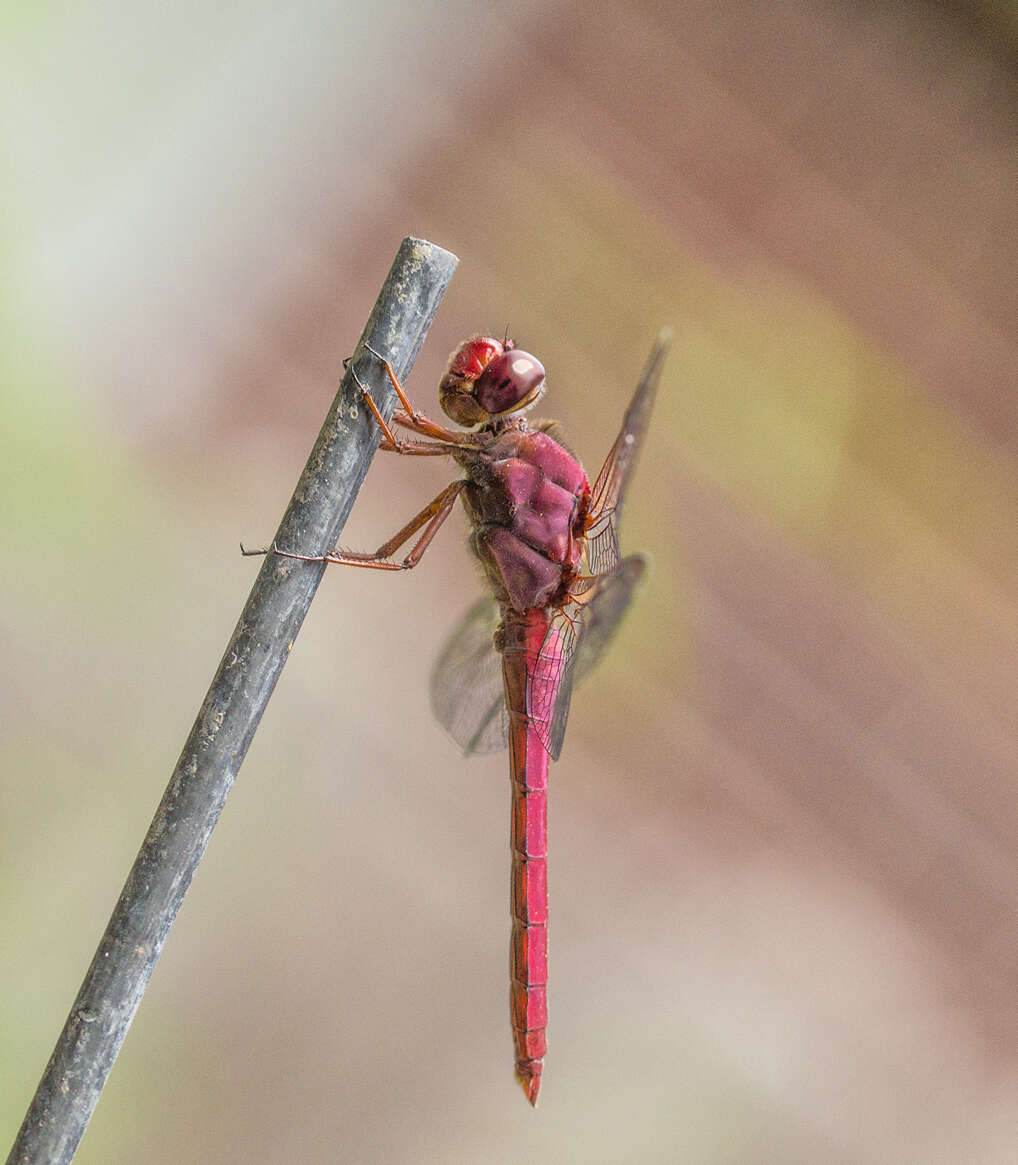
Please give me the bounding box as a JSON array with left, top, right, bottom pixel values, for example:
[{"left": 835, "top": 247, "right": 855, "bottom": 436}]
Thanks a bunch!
[
  {"left": 526, "top": 611, "right": 577, "bottom": 763},
  {"left": 585, "top": 330, "right": 670, "bottom": 576},
  {"left": 529, "top": 556, "right": 647, "bottom": 760},
  {"left": 430, "top": 597, "right": 509, "bottom": 755},
  {"left": 570, "top": 556, "right": 646, "bottom": 687}
]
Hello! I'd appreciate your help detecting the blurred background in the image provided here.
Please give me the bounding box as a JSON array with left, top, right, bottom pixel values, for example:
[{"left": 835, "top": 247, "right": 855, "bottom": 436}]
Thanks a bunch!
[{"left": 3, "top": 2, "right": 1017, "bottom": 1162}]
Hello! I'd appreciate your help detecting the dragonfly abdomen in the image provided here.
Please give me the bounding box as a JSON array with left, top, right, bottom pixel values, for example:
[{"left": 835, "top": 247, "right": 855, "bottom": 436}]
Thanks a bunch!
[{"left": 501, "top": 610, "right": 553, "bottom": 1106}]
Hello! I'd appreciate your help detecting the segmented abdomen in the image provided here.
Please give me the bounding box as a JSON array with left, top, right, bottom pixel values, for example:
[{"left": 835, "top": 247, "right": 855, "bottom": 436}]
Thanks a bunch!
[{"left": 501, "top": 610, "right": 552, "bottom": 1105}]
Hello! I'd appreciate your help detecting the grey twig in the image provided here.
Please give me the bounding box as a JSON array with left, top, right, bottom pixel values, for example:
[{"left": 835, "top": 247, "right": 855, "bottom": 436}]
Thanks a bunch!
[{"left": 6, "top": 237, "right": 459, "bottom": 1165}]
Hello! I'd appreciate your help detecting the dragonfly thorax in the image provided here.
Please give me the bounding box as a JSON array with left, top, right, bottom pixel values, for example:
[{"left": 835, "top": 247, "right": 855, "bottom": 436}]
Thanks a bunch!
[{"left": 439, "top": 336, "right": 546, "bottom": 427}]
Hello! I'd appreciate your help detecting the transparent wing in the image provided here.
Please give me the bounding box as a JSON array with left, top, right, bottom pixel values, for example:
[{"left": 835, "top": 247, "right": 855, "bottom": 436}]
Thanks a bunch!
[
  {"left": 429, "top": 597, "right": 509, "bottom": 755},
  {"left": 570, "top": 556, "right": 647, "bottom": 687},
  {"left": 528, "top": 557, "right": 646, "bottom": 760},
  {"left": 585, "top": 330, "right": 671, "bottom": 576}
]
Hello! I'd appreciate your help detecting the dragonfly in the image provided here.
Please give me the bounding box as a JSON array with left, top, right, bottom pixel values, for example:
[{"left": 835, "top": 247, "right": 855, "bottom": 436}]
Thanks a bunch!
[{"left": 244, "top": 327, "right": 670, "bottom": 1105}]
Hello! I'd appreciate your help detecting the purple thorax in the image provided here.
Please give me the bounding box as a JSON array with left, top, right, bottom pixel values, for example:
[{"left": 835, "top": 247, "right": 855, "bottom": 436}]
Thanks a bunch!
[{"left": 456, "top": 427, "right": 590, "bottom": 612}]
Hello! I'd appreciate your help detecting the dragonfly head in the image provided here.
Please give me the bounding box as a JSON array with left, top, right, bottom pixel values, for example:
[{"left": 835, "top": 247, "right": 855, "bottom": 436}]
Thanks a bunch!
[{"left": 439, "top": 336, "right": 546, "bottom": 426}]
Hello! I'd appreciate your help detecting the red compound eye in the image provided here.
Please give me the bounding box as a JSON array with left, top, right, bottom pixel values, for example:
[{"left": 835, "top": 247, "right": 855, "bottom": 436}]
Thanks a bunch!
[
  {"left": 475, "top": 349, "right": 546, "bottom": 415},
  {"left": 447, "top": 337, "right": 504, "bottom": 381}
]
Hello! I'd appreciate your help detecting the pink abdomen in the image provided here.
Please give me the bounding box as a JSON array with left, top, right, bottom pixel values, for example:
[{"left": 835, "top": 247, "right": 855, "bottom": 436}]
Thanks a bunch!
[{"left": 501, "top": 610, "right": 552, "bottom": 1105}]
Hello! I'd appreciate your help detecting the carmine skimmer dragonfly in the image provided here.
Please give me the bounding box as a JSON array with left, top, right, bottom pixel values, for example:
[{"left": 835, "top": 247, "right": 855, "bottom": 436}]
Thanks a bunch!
[{"left": 244, "top": 328, "right": 670, "bottom": 1105}]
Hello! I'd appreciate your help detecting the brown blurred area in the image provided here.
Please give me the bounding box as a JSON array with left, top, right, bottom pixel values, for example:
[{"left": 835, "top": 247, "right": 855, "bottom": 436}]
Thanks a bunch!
[{"left": 3, "top": 2, "right": 1017, "bottom": 1162}]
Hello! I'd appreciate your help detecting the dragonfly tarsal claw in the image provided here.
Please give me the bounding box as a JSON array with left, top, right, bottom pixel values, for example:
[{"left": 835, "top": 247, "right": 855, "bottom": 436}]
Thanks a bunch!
[{"left": 348, "top": 364, "right": 371, "bottom": 398}]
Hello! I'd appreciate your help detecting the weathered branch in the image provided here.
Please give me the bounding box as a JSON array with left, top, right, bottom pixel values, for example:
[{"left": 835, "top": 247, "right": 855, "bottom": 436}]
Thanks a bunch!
[{"left": 7, "top": 237, "right": 458, "bottom": 1165}]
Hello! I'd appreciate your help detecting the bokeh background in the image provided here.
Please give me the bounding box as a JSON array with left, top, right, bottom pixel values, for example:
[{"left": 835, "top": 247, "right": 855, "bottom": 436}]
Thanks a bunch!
[{"left": 3, "top": 2, "right": 1017, "bottom": 1162}]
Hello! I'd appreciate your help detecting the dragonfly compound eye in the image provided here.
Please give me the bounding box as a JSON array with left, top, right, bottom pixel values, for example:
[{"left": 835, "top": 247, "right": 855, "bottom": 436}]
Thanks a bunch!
[
  {"left": 475, "top": 350, "right": 546, "bottom": 416},
  {"left": 448, "top": 336, "right": 504, "bottom": 380},
  {"left": 440, "top": 336, "right": 505, "bottom": 425}
]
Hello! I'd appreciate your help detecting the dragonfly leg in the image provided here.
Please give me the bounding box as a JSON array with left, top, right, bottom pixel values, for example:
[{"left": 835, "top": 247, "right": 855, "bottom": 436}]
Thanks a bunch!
[
  {"left": 362, "top": 344, "right": 476, "bottom": 447},
  {"left": 345, "top": 360, "right": 420, "bottom": 453},
  {"left": 389, "top": 409, "right": 478, "bottom": 445},
  {"left": 377, "top": 436, "right": 462, "bottom": 456},
  {"left": 347, "top": 356, "right": 467, "bottom": 454},
  {"left": 244, "top": 480, "right": 466, "bottom": 571},
  {"left": 363, "top": 343, "right": 420, "bottom": 417}
]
